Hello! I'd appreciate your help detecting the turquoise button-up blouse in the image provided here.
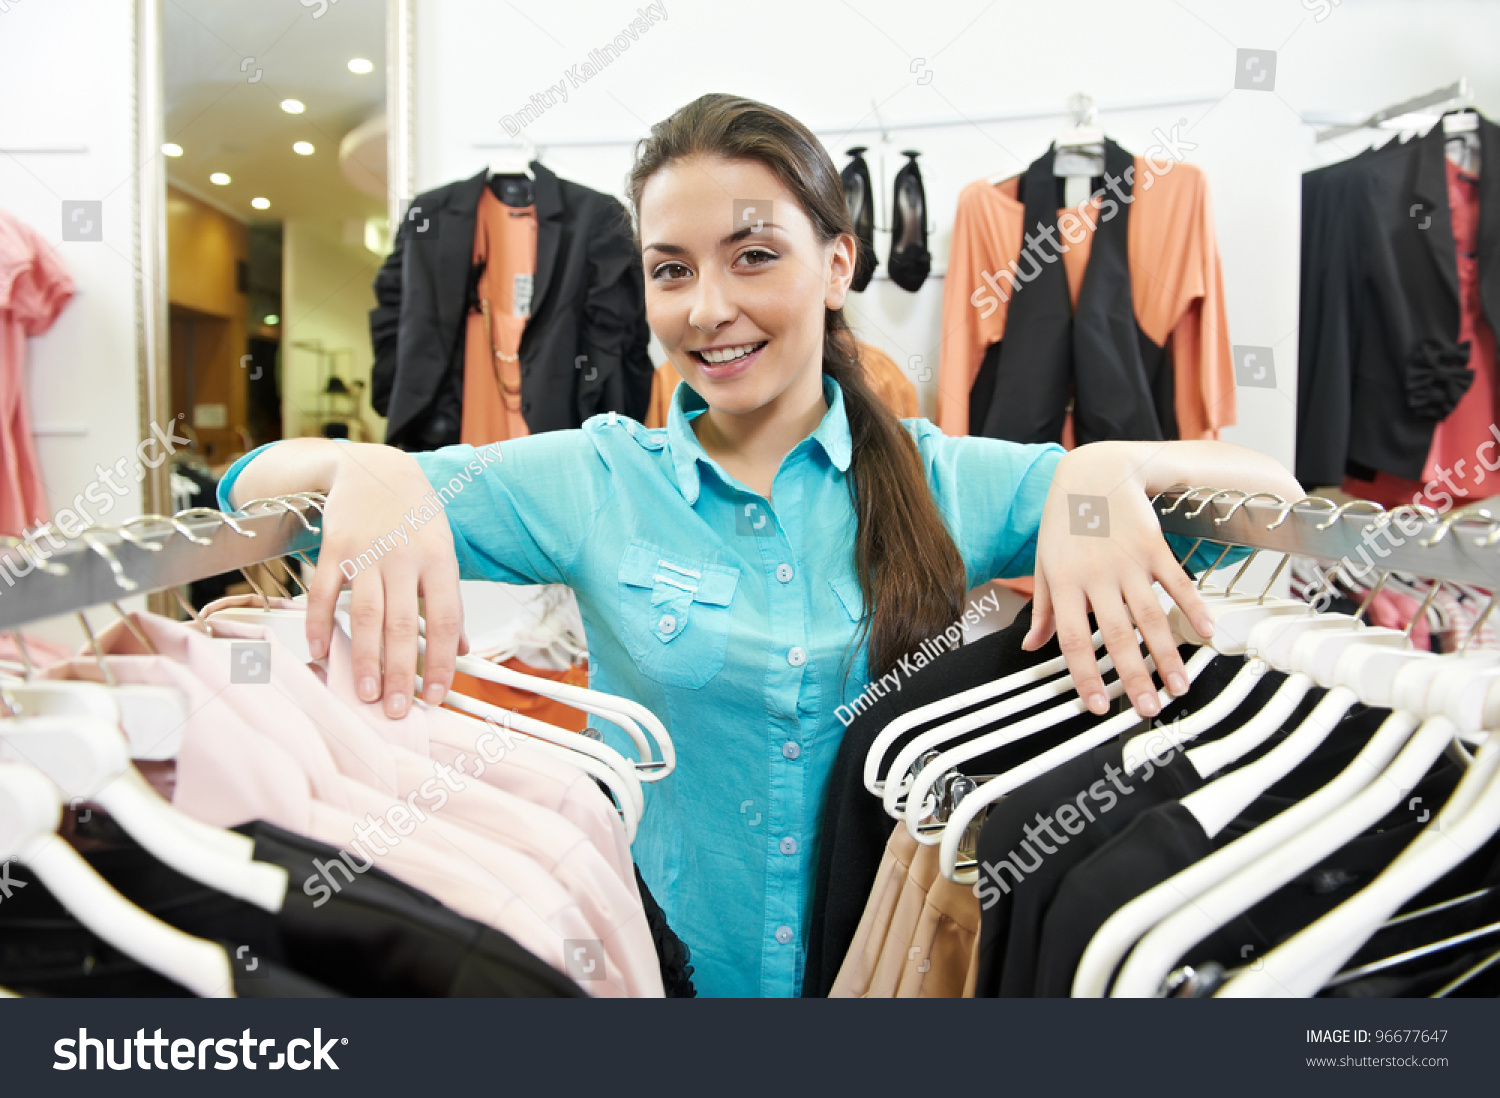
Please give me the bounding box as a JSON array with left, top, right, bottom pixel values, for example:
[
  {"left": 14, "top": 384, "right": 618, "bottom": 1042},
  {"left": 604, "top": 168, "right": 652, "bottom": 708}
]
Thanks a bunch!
[{"left": 219, "top": 376, "right": 1069, "bottom": 997}]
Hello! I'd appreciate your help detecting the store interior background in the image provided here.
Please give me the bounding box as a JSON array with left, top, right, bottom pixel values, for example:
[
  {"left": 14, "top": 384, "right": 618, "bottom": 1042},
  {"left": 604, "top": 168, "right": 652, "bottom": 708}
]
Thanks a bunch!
[{"left": 1, "top": 0, "right": 1497, "bottom": 645}]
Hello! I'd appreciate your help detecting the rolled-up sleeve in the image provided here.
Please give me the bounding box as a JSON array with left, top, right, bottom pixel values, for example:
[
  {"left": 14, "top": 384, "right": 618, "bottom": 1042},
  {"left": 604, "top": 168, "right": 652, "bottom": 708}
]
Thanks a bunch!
[{"left": 906, "top": 418, "right": 1065, "bottom": 588}]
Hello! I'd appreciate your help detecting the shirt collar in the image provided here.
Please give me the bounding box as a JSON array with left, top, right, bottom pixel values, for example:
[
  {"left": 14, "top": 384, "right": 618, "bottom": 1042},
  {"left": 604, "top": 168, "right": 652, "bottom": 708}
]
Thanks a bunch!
[{"left": 666, "top": 374, "right": 853, "bottom": 504}]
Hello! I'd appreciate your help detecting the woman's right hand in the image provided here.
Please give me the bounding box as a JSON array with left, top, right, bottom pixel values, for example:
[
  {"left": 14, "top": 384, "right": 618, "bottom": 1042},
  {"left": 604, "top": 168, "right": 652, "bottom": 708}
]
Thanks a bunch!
[{"left": 230, "top": 439, "right": 467, "bottom": 719}]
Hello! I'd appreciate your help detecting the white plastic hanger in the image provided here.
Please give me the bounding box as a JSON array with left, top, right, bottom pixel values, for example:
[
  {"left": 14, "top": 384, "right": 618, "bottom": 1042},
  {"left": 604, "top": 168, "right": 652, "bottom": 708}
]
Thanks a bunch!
[
  {"left": 1219, "top": 735, "right": 1500, "bottom": 996},
  {"left": 932, "top": 646, "right": 1221, "bottom": 881},
  {"left": 862, "top": 629, "right": 1103, "bottom": 799},
  {"left": 1073, "top": 701, "right": 1419, "bottom": 996},
  {"left": 0, "top": 761, "right": 236, "bottom": 997},
  {"left": 1111, "top": 709, "right": 1457, "bottom": 997},
  {"left": 880, "top": 649, "right": 1115, "bottom": 821},
  {"left": 0, "top": 711, "right": 288, "bottom": 912},
  {"left": 488, "top": 137, "right": 537, "bottom": 180}
]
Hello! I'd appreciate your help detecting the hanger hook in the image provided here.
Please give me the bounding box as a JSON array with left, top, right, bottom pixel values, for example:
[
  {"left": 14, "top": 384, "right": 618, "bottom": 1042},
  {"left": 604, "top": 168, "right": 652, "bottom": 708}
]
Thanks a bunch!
[
  {"left": 1186, "top": 488, "right": 1247, "bottom": 521},
  {"left": 178, "top": 506, "right": 255, "bottom": 540},
  {"left": 1195, "top": 543, "right": 1236, "bottom": 590},
  {"left": 1222, "top": 548, "right": 1262, "bottom": 597},
  {"left": 239, "top": 565, "right": 273, "bottom": 611},
  {"left": 0, "top": 534, "right": 70, "bottom": 578},
  {"left": 1215, "top": 491, "right": 1285, "bottom": 525},
  {"left": 75, "top": 609, "right": 118, "bottom": 688},
  {"left": 169, "top": 585, "right": 212, "bottom": 633},
  {"left": 8, "top": 632, "right": 35, "bottom": 682},
  {"left": 1421, "top": 503, "right": 1495, "bottom": 548},
  {"left": 1404, "top": 579, "right": 1444, "bottom": 643},
  {"left": 1256, "top": 552, "right": 1293, "bottom": 605},
  {"left": 1158, "top": 486, "right": 1211, "bottom": 516},
  {"left": 1458, "top": 586, "right": 1500, "bottom": 656},
  {"left": 78, "top": 527, "right": 138, "bottom": 593},
  {"left": 1313, "top": 498, "right": 1386, "bottom": 531},
  {"left": 1267, "top": 495, "right": 1338, "bottom": 531}
]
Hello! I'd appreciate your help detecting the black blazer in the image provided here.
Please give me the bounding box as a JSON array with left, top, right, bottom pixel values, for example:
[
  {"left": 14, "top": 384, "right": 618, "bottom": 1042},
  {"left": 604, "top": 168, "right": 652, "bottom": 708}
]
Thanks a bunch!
[
  {"left": 370, "top": 163, "right": 653, "bottom": 450},
  {"left": 1296, "top": 116, "right": 1500, "bottom": 486}
]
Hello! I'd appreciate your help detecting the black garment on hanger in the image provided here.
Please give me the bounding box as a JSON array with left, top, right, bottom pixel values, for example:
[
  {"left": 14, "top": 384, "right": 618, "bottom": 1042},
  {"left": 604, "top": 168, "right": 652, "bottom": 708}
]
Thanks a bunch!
[
  {"left": 888, "top": 151, "right": 930, "bottom": 292},
  {"left": 634, "top": 865, "right": 696, "bottom": 997},
  {"left": 370, "top": 162, "right": 653, "bottom": 451},
  {"left": 841, "top": 148, "right": 878, "bottom": 292},
  {"left": 970, "top": 660, "right": 1323, "bottom": 998},
  {"left": 1028, "top": 713, "right": 1394, "bottom": 997},
  {"left": 0, "top": 813, "right": 586, "bottom": 998},
  {"left": 803, "top": 600, "right": 1200, "bottom": 997},
  {"left": 1296, "top": 113, "right": 1500, "bottom": 486},
  {"left": 1034, "top": 755, "right": 1482, "bottom": 997},
  {"left": 804, "top": 603, "right": 1066, "bottom": 996},
  {"left": 971, "top": 139, "right": 1176, "bottom": 446}
]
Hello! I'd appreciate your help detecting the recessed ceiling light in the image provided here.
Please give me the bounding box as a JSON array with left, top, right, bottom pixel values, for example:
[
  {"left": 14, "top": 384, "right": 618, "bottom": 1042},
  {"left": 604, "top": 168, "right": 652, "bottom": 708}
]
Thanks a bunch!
[
  {"left": 162, "top": 142, "right": 184, "bottom": 157},
  {"left": 293, "top": 141, "right": 315, "bottom": 156},
  {"left": 280, "top": 99, "right": 306, "bottom": 114},
  {"left": 210, "top": 172, "right": 231, "bottom": 185},
  {"left": 347, "top": 58, "right": 374, "bottom": 74},
  {"left": 263, "top": 315, "right": 280, "bottom": 326},
  {"left": 251, "top": 197, "right": 271, "bottom": 210}
]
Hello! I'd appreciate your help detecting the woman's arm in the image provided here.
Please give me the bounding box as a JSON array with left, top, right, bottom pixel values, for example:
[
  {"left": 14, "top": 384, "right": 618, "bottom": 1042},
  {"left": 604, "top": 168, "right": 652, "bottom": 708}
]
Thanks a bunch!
[
  {"left": 227, "top": 439, "right": 467, "bottom": 719},
  {"left": 1026, "top": 439, "right": 1305, "bottom": 719}
]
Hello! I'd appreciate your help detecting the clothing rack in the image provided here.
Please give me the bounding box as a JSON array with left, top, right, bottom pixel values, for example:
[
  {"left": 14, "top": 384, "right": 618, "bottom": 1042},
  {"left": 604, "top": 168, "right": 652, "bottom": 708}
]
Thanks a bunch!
[
  {"left": 0, "top": 495, "right": 323, "bottom": 630},
  {"left": 1154, "top": 487, "right": 1500, "bottom": 589},
  {"left": 470, "top": 92, "right": 1222, "bottom": 152},
  {"left": 1311, "top": 77, "right": 1471, "bottom": 143}
]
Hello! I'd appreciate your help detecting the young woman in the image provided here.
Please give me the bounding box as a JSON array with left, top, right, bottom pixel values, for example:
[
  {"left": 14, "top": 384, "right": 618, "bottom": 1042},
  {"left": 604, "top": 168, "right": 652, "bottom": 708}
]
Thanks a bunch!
[{"left": 218, "top": 93, "right": 1302, "bottom": 997}]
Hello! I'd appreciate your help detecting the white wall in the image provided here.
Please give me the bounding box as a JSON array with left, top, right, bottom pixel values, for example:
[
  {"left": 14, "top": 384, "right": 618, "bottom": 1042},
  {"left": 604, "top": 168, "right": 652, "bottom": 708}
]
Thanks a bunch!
[
  {"left": 0, "top": 0, "right": 148, "bottom": 645},
  {"left": 411, "top": 0, "right": 1500, "bottom": 474},
  {"left": 281, "top": 218, "right": 383, "bottom": 441},
  {"left": 0, "top": 0, "right": 145, "bottom": 518}
]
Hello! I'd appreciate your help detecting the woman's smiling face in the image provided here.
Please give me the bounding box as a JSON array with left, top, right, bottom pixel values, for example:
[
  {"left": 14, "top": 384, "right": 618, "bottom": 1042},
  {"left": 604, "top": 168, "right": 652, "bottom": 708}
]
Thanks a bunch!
[{"left": 638, "top": 154, "right": 853, "bottom": 416}]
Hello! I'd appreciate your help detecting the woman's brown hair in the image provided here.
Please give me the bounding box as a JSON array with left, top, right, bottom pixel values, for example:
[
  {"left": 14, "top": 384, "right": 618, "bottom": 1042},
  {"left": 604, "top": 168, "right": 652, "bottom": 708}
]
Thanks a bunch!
[{"left": 626, "top": 92, "right": 969, "bottom": 680}]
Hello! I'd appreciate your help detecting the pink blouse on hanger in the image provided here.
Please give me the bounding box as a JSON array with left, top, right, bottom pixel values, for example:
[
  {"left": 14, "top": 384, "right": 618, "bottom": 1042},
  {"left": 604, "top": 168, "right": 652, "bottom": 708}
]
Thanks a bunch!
[{"left": 0, "top": 209, "right": 72, "bottom": 536}]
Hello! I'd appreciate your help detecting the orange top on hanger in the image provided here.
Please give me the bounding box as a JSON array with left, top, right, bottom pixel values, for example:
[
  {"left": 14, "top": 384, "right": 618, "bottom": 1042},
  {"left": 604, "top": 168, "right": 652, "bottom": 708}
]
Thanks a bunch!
[
  {"left": 462, "top": 186, "right": 538, "bottom": 445},
  {"left": 938, "top": 158, "right": 1235, "bottom": 441}
]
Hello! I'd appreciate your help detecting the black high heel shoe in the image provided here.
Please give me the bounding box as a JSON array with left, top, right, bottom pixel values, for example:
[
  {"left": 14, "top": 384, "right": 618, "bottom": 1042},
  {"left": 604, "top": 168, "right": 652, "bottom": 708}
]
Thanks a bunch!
[
  {"left": 888, "top": 150, "right": 930, "bottom": 292},
  {"left": 841, "top": 147, "right": 878, "bottom": 292}
]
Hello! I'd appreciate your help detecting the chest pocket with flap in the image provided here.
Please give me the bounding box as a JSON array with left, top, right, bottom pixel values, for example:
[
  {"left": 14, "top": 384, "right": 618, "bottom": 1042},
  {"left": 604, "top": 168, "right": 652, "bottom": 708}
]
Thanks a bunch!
[{"left": 617, "top": 540, "right": 740, "bottom": 689}]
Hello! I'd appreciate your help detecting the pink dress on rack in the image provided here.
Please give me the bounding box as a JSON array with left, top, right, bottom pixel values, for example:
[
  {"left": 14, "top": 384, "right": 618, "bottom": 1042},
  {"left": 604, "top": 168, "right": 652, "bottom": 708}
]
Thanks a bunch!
[{"left": 0, "top": 209, "right": 72, "bottom": 536}]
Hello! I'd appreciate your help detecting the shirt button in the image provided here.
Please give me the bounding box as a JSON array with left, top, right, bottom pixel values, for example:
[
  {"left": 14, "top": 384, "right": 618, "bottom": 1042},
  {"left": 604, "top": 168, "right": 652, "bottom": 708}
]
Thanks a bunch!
[
  {"left": 782, "top": 741, "right": 801, "bottom": 760},
  {"left": 657, "top": 614, "right": 676, "bottom": 635},
  {"left": 775, "top": 563, "right": 794, "bottom": 583},
  {"left": 787, "top": 646, "right": 806, "bottom": 667},
  {"left": 774, "top": 926, "right": 794, "bottom": 945},
  {"left": 779, "top": 836, "right": 798, "bottom": 856}
]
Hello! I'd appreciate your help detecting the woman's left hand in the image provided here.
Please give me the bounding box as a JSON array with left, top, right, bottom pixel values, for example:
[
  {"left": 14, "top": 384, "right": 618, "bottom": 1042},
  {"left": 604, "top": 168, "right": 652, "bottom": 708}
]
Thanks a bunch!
[{"left": 1024, "top": 440, "right": 1304, "bottom": 719}]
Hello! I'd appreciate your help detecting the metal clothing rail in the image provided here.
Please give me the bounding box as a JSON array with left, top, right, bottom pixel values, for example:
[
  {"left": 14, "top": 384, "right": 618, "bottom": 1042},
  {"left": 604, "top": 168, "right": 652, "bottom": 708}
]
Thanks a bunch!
[
  {"left": 1154, "top": 487, "right": 1500, "bottom": 589},
  {"left": 1312, "top": 77, "right": 1470, "bottom": 143},
  {"left": 0, "top": 496, "right": 324, "bottom": 631}
]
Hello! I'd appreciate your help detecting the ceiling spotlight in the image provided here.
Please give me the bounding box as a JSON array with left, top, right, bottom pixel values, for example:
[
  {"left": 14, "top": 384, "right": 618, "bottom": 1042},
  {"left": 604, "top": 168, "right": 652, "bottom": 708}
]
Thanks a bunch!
[
  {"left": 162, "top": 142, "right": 184, "bottom": 157},
  {"left": 293, "top": 141, "right": 315, "bottom": 156},
  {"left": 210, "top": 172, "right": 231, "bottom": 185},
  {"left": 251, "top": 197, "right": 271, "bottom": 210},
  {"left": 263, "top": 314, "right": 280, "bottom": 326},
  {"left": 280, "top": 99, "right": 306, "bottom": 114},
  {"left": 347, "top": 58, "right": 374, "bottom": 74}
]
